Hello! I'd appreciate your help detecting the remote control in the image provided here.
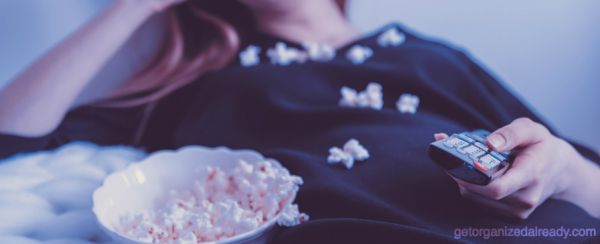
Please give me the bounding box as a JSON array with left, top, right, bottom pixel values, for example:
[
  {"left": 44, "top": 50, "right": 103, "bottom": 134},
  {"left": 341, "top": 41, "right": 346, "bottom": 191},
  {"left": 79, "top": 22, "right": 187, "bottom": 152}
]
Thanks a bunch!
[{"left": 428, "top": 130, "right": 513, "bottom": 185}]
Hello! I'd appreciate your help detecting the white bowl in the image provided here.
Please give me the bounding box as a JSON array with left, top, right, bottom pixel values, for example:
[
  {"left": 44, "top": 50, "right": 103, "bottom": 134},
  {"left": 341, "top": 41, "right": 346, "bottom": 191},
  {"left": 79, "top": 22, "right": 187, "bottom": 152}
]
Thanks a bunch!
[{"left": 92, "top": 146, "right": 298, "bottom": 244}]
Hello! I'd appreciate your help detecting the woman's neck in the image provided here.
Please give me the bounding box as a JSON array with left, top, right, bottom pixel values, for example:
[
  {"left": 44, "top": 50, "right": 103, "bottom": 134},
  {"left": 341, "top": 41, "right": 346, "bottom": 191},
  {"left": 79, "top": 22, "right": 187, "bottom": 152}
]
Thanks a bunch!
[{"left": 249, "top": 1, "right": 360, "bottom": 48}]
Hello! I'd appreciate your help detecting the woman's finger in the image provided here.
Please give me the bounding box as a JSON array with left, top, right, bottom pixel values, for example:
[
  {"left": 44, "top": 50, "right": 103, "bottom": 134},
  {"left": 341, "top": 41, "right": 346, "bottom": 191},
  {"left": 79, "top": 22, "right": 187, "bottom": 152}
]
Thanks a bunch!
[
  {"left": 451, "top": 153, "right": 537, "bottom": 201},
  {"left": 434, "top": 133, "right": 448, "bottom": 141},
  {"left": 486, "top": 118, "right": 551, "bottom": 152},
  {"left": 481, "top": 149, "right": 541, "bottom": 199}
]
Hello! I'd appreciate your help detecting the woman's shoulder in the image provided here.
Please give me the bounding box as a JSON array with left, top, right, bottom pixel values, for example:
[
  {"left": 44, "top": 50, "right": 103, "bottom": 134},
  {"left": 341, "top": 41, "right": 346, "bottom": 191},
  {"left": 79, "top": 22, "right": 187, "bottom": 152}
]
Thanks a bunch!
[{"left": 343, "top": 22, "right": 474, "bottom": 71}]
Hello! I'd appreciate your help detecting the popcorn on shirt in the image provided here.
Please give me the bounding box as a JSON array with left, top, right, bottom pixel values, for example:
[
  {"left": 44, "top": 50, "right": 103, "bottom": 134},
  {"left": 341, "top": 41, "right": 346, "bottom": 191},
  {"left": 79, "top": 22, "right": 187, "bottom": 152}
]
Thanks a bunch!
[
  {"left": 241, "top": 28, "right": 406, "bottom": 67},
  {"left": 267, "top": 42, "right": 307, "bottom": 66},
  {"left": 239, "top": 45, "right": 261, "bottom": 67},
  {"left": 377, "top": 28, "right": 406, "bottom": 47},
  {"left": 303, "top": 42, "right": 336, "bottom": 62},
  {"left": 339, "top": 82, "right": 384, "bottom": 110},
  {"left": 396, "top": 93, "right": 420, "bottom": 114},
  {"left": 328, "top": 139, "right": 370, "bottom": 169},
  {"left": 346, "top": 45, "right": 373, "bottom": 64}
]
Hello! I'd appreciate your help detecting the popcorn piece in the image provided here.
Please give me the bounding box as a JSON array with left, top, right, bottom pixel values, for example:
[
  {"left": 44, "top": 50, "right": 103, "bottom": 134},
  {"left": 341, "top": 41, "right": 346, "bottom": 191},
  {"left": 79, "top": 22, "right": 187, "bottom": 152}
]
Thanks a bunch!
[
  {"left": 303, "top": 42, "right": 336, "bottom": 62},
  {"left": 344, "top": 139, "right": 370, "bottom": 161},
  {"left": 327, "top": 147, "right": 355, "bottom": 169},
  {"left": 339, "top": 82, "right": 383, "bottom": 110},
  {"left": 116, "top": 159, "right": 306, "bottom": 243},
  {"left": 339, "top": 86, "right": 359, "bottom": 107},
  {"left": 327, "top": 139, "right": 370, "bottom": 169},
  {"left": 396, "top": 93, "right": 420, "bottom": 114},
  {"left": 346, "top": 45, "right": 373, "bottom": 64},
  {"left": 267, "top": 42, "right": 307, "bottom": 66},
  {"left": 360, "top": 82, "right": 384, "bottom": 109},
  {"left": 239, "top": 45, "right": 261, "bottom": 67},
  {"left": 177, "top": 231, "right": 198, "bottom": 244},
  {"left": 377, "top": 28, "right": 406, "bottom": 47},
  {"left": 277, "top": 204, "right": 309, "bottom": 227}
]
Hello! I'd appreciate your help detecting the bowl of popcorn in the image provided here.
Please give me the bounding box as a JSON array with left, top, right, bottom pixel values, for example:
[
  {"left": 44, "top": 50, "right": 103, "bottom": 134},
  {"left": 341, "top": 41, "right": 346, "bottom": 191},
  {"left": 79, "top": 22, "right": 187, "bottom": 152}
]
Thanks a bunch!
[{"left": 92, "top": 146, "right": 308, "bottom": 244}]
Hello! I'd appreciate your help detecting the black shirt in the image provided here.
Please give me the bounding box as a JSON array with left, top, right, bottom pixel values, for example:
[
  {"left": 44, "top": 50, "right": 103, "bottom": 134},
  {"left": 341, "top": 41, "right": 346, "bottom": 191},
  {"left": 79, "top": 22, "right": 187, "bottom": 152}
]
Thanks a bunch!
[{"left": 1, "top": 23, "right": 598, "bottom": 243}]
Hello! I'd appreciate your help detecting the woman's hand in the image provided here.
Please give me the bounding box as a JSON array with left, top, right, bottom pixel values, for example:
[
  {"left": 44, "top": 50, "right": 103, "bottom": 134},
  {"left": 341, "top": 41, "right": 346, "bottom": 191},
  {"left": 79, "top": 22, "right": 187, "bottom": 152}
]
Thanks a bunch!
[{"left": 435, "top": 118, "right": 600, "bottom": 219}]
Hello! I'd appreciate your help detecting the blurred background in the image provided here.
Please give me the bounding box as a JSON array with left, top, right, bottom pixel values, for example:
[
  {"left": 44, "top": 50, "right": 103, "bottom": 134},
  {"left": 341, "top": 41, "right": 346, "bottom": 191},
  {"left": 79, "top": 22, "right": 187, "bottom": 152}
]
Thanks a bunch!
[{"left": 0, "top": 0, "right": 598, "bottom": 151}]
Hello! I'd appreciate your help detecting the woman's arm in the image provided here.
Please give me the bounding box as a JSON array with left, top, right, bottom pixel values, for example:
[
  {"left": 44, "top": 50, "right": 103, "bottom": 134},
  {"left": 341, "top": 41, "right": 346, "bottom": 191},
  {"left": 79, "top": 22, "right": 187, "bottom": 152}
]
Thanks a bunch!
[
  {"left": 554, "top": 152, "right": 600, "bottom": 218},
  {"left": 438, "top": 118, "right": 600, "bottom": 219},
  {"left": 0, "top": 0, "right": 181, "bottom": 137}
]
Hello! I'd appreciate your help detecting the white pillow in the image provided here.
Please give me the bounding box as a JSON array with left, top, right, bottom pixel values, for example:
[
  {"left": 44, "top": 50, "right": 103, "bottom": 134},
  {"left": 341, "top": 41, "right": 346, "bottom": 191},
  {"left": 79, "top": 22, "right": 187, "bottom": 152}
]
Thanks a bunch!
[{"left": 0, "top": 143, "right": 145, "bottom": 242}]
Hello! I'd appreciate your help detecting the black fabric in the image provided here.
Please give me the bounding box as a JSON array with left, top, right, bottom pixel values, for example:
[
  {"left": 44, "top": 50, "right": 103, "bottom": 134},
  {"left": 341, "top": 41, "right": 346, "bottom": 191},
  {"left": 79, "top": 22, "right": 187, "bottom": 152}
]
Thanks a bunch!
[
  {"left": 0, "top": 105, "right": 145, "bottom": 159},
  {"left": 0, "top": 23, "right": 598, "bottom": 243},
  {"left": 0, "top": 133, "right": 51, "bottom": 159},
  {"left": 269, "top": 219, "right": 469, "bottom": 244}
]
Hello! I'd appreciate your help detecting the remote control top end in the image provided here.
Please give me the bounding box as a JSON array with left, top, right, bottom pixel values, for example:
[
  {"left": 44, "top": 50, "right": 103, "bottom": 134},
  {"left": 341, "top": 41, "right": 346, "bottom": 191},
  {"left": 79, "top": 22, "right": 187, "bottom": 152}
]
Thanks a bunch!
[{"left": 428, "top": 130, "right": 512, "bottom": 185}]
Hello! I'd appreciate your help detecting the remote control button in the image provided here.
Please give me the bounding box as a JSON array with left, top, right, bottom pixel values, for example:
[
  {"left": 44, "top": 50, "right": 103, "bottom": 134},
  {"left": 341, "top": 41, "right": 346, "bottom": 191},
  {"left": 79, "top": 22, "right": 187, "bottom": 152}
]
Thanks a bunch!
[
  {"left": 457, "top": 134, "right": 475, "bottom": 143},
  {"left": 473, "top": 161, "right": 488, "bottom": 172},
  {"left": 458, "top": 145, "right": 486, "bottom": 159},
  {"left": 474, "top": 142, "right": 489, "bottom": 151},
  {"left": 466, "top": 133, "right": 486, "bottom": 144},
  {"left": 490, "top": 151, "right": 507, "bottom": 161},
  {"left": 479, "top": 154, "right": 501, "bottom": 169},
  {"left": 443, "top": 137, "right": 469, "bottom": 149}
]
